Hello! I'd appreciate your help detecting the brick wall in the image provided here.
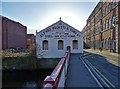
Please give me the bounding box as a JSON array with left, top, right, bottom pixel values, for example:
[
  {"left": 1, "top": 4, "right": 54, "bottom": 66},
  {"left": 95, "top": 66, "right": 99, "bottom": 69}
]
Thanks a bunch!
[
  {"left": 2, "top": 17, "right": 27, "bottom": 50},
  {"left": 82, "top": 2, "right": 120, "bottom": 53}
]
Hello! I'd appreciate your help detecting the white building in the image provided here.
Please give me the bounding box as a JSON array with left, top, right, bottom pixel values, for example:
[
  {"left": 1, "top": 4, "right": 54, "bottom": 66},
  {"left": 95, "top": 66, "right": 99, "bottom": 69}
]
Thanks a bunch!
[{"left": 36, "top": 19, "right": 83, "bottom": 58}]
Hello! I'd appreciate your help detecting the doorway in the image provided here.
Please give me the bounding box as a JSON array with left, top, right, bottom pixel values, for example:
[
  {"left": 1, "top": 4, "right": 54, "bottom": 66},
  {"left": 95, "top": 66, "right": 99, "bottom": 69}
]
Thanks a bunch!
[{"left": 67, "top": 46, "right": 71, "bottom": 52}]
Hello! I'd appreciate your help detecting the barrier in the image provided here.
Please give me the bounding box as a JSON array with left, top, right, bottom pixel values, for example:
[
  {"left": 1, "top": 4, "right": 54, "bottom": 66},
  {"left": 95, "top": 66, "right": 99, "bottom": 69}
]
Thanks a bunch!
[{"left": 42, "top": 50, "right": 70, "bottom": 89}]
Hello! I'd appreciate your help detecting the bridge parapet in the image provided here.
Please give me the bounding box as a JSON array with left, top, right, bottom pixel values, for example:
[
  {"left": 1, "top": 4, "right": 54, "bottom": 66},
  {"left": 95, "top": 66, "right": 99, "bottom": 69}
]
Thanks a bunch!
[{"left": 42, "top": 50, "right": 70, "bottom": 89}]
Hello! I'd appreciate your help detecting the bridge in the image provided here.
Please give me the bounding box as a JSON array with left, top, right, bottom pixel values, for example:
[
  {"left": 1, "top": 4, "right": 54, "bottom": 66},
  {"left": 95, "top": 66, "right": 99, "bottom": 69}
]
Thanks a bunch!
[{"left": 42, "top": 50, "right": 117, "bottom": 89}]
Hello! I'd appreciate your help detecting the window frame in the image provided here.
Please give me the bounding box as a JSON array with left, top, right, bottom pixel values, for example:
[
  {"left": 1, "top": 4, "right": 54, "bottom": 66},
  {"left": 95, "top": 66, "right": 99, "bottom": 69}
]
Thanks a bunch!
[
  {"left": 73, "top": 40, "right": 78, "bottom": 49},
  {"left": 58, "top": 40, "right": 64, "bottom": 50},
  {"left": 42, "top": 40, "right": 48, "bottom": 50}
]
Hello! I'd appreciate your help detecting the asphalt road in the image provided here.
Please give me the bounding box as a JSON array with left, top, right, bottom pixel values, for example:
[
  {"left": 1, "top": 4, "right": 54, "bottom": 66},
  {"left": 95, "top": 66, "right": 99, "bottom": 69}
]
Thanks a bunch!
[
  {"left": 84, "top": 53, "right": 120, "bottom": 88},
  {"left": 65, "top": 53, "right": 99, "bottom": 88}
]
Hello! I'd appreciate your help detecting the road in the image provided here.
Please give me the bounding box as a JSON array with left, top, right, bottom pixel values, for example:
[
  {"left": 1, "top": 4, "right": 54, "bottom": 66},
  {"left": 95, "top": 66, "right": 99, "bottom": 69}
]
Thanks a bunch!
[
  {"left": 83, "top": 53, "right": 120, "bottom": 88},
  {"left": 65, "top": 53, "right": 100, "bottom": 88}
]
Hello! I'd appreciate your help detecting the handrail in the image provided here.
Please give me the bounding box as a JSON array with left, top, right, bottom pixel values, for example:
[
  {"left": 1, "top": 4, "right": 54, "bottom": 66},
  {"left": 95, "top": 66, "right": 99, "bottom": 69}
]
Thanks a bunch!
[{"left": 42, "top": 50, "right": 70, "bottom": 89}]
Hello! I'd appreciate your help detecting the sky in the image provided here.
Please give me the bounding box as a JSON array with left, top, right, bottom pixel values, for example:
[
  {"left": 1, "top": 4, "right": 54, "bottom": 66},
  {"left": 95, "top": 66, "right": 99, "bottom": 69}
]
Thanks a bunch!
[{"left": 1, "top": 1, "right": 99, "bottom": 34}]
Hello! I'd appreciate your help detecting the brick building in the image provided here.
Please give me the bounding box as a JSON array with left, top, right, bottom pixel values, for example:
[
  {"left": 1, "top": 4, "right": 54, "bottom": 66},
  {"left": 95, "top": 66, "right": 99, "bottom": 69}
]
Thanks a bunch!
[
  {"left": 1, "top": 16, "right": 27, "bottom": 50},
  {"left": 82, "top": 1, "right": 120, "bottom": 53},
  {"left": 27, "top": 34, "right": 36, "bottom": 49}
]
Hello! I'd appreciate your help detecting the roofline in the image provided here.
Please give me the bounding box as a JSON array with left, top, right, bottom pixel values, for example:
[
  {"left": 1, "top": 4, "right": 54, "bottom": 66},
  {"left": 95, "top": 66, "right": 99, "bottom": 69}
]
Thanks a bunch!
[
  {"left": 1, "top": 15, "right": 27, "bottom": 27},
  {"left": 37, "top": 19, "right": 82, "bottom": 34}
]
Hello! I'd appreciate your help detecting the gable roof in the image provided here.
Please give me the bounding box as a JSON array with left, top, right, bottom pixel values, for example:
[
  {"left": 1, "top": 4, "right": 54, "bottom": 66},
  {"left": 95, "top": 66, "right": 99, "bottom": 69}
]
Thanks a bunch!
[{"left": 37, "top": 19, "right": 82, "bottom": 34}]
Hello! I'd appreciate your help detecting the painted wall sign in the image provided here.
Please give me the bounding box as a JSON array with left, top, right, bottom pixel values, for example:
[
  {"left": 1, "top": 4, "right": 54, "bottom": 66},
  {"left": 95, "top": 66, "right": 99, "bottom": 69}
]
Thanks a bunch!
[{"left": 39, "top": 25, "right": 80, "bottom": 38}]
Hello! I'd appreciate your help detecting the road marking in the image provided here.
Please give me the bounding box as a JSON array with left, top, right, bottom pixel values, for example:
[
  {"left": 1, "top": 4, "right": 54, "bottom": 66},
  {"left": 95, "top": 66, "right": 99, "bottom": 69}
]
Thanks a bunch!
[
  {"left": 80, "top": 54, "right": 116, "bottom": 89},
  {"left": 80, "top": 56, "right": 104, "bottom": 89}
]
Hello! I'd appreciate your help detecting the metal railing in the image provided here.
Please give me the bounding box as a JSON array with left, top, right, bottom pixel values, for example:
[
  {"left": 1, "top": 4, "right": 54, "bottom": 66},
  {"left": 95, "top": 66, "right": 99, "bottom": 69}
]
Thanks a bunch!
[{"left": 42, "top": 50, "right": 70, "bottom": 89}]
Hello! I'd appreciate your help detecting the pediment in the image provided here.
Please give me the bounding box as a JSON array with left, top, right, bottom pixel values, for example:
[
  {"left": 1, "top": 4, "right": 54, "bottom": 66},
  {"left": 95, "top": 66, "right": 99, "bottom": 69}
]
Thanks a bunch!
[{"left": 37, "top": 20, "right": 82, "bottom": 39}]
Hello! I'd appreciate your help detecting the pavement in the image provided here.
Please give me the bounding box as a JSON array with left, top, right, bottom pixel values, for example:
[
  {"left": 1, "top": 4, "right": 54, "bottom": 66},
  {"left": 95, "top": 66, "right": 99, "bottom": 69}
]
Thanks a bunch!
[
  {"left": 65, "top": 53, "right": 99, "bottom": 88},
  {"left": 84, "top": 49, "right": 119, "bottom": 67}
]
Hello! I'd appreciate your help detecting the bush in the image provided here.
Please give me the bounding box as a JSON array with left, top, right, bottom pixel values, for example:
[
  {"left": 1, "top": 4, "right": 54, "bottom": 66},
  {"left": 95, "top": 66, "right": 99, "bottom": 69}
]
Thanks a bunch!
[{"left": 1, "top": 50, "right": 29, "bottom": 58}]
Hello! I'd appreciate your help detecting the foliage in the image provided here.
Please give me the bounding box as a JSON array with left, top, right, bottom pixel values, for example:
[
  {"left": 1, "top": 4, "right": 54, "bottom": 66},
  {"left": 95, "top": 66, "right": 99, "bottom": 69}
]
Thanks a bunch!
[{"left": 1, "top": 50, "right": 29, "bottom": 58}]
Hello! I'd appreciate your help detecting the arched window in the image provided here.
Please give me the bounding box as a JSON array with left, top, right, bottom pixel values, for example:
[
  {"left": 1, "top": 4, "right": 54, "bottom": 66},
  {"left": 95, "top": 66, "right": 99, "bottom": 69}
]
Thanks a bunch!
[
  {"left": 73, "top": 40, "right": 78, "bottom": 49},
  {"left": 43, "top": 40, "right": 48, "bottom": 50},
  {"left": 58, "top": 40, "right": 63, "bottom": 50},
  {"left": 101, "top": 40, "right": 103, "bottom": 48},
  {"left": 104, "top": 39, "right": 106, "bottom": 49},
  {"left": 112, "top": 39, "right": 116, "bottom": 50},
  {"left": 105, "top": 38, "right": 107, "bottom": 49},
  {"left": 108, "top": 38, "right": 110, "bottom": 49},
  {"left": 103, "top": 39, "right": 106, "bottom": 49}
]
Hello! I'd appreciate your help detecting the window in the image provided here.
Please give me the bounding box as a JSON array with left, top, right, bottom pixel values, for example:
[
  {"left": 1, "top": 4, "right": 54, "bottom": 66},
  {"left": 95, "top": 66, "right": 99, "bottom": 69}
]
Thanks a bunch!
[
  {"left": 101, "top": 40, "right": 103, "bottom": 48},
  {"left": 109, "top": 18, "right": 111, "bottom": 29},
  {"left": 107, "top": 19, "right": 109, "bottom": 29},
  {"left": 108, "top": 5, "right": 111, "bottom": 12},
  {"left": 112, "top": 16, "right": 116, "bottom": 27},
  {"left": 103, "top": 8, "right": 106, "bottom": 16},
  {"left": 108, "top": 18, "right": 110, "bottom": 29},
  {"left": 94, "top": 40, "right": 96, "bottom": 49},
  {"left": 102, "top": 39, "right": 104, "bottom": 48},
  {"left": 104, "top": 21, "right": 106, "bottom": 30},
  {"left": 43, "top": 40, "right": 48, "bottom": 50},
  {"left": 105, "top": 38, "right": 107, "bottom": 49},
  {"left": 112, "top": 1, "right": 116, "bottom": 9},
  {"left": 100, "top": 40, "right": 102, "bottom": 48},
  {"left": 106, "top": 19, "right": 108, "bottom": 30},
  {"left": 112, "top": 39, "right": 116, "bottom": 50},
  {"left": 73, "top": 40, "right": 78, "bottom": 49},
  {"left": 108, "top": 38, "right": 110, "bottom": 49},
  {"left": 58, "top": 40, "right": 63, "bottom": 50},
  {"left": 106, "top": 6, "right": 108, "bottom": 13}
]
